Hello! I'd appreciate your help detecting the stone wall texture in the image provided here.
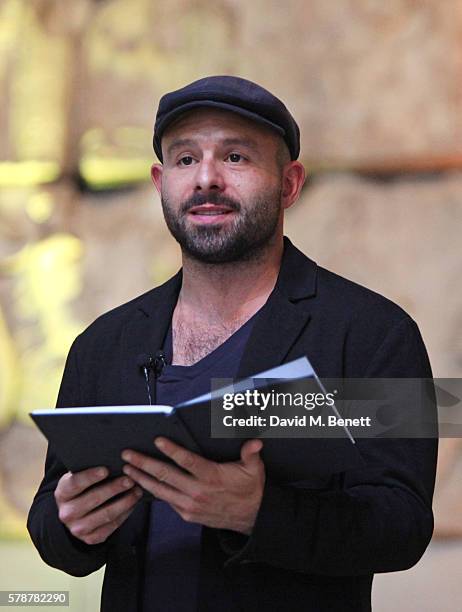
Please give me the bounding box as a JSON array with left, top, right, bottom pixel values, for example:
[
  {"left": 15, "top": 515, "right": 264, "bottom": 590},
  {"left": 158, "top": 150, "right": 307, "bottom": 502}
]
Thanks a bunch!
[{"left": 3, "top": 0, "right": 462, "bottom": 168}]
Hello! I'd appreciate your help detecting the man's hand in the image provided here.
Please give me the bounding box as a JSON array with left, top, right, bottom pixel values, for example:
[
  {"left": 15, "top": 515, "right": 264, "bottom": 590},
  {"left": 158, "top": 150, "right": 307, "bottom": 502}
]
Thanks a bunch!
[
  {"left": 122, "top": 438, "right": 265, "bottom": 535},
  {"left": 55, "top": 467, "right": 143, "bottom": 545}
]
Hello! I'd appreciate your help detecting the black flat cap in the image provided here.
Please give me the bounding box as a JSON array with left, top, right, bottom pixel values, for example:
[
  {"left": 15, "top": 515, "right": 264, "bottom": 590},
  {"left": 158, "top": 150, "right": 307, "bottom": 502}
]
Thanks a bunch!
[{"left": 153, "top": 75, "right": 300, "bottom": 162}]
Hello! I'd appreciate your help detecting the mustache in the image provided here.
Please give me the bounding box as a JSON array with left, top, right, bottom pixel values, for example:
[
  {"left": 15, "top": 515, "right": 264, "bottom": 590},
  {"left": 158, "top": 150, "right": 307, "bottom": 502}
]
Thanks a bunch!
[{"left": 180, "top": 192, "right": 241, "bottom": 213}]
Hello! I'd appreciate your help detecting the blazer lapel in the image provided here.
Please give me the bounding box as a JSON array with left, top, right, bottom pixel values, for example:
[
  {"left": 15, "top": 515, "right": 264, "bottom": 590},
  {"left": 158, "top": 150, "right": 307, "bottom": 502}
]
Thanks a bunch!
[
  {"left": 237, "top": 288, "right": 312, "bottom": 378},
  {"left": 120, "top": 270, "right": 182, "bottom": 404},
  {"left": 237, "top": 237, "right": 318, "bottom": 379}
]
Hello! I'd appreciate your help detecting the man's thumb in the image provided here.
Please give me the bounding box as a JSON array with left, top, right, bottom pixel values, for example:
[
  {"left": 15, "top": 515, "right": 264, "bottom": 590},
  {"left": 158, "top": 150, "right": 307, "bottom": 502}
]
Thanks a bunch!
[{"left": 240, "top": 439, "right": 263, "bottom": 465}]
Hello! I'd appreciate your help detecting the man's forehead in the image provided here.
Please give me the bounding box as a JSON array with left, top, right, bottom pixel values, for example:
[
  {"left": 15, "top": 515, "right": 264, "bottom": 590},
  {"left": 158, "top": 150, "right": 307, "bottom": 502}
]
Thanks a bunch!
[{"left": 163, "top": 107, "right": 279, "bottom": 148}]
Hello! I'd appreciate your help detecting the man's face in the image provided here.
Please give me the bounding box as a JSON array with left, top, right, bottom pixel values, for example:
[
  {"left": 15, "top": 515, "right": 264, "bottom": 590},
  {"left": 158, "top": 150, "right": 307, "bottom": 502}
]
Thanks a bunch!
[{"left": 152, "top": 108, "right": 289, "bottom": 264}]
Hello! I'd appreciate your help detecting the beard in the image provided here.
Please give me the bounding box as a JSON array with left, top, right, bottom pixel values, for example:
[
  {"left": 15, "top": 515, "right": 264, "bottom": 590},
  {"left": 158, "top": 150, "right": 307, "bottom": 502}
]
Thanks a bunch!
[{"left": 161, "top": 186, "right": 283, "bottom": 264}]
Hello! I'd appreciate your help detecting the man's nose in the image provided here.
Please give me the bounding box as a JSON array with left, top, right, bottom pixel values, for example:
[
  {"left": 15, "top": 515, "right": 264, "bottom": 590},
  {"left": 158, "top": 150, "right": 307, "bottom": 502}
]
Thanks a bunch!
[{"left": 194, "top": 157, "right": 225, "bottom": 191}]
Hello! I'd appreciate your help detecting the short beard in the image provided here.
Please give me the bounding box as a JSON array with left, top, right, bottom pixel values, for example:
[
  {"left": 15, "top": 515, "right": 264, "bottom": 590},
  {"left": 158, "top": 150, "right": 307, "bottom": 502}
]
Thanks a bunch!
[{"left": 161, "top": 187, "right": 282, "bottom": 264}]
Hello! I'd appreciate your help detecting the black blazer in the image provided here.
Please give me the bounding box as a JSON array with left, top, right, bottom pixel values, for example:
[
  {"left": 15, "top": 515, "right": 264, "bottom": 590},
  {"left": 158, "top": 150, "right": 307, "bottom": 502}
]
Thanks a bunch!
[{"left": 28, "top": 238, "right": 438, "bottom": 612}]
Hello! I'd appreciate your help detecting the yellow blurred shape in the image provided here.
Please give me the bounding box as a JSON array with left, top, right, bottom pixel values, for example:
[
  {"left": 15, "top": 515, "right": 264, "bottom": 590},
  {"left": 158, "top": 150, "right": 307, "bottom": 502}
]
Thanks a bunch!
[
  {"left": 0, "top": 161, "right": 60, "bottom": 187},
  {"left": 8, "top": 233, "right": 83, "bottom": 328},
  {"left": 86, "top": 0, "right": 160, "bottom": 78},
  {"left": 80, "top": 127, "right": 106, "bottom": 153},
  {"left": 79, "top": 156, "right": 152, "bottom": 189},
  {"left": 9, "top": 1, "right": 70, "bottom": 163},
  {"left": 5, "top": 234, "right": 84, "bottom": 424},
  {"left": 79, "top": 126, "right": 154, "bottom": 188},
  {"left": 25, "top": 192, "right": 54, "bottom": 223},
  {"left": 0, "top": 0, "right": 22, "bottom": 82}
]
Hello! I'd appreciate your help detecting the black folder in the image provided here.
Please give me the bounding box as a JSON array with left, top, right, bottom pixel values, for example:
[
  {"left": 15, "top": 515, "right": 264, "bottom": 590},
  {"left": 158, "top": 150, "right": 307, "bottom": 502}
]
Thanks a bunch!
[{"left": 30, "top": 357, "right": 364, "bottom": 484}]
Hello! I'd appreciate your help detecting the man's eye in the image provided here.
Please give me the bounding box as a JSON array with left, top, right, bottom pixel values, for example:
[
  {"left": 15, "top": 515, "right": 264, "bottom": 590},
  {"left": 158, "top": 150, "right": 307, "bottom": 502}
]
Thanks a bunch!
[
  {"left": 227, "top": 153, "right": 244, "bottom": 163},
  {"left": 179, "top": 156, "right": 195, "bottom": 166}
]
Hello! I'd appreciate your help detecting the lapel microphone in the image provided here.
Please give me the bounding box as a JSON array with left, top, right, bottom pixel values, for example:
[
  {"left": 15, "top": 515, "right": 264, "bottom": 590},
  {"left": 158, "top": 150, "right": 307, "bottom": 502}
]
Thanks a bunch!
[{"left": 137, "top": 351, "right": 168, "bottom": 405}]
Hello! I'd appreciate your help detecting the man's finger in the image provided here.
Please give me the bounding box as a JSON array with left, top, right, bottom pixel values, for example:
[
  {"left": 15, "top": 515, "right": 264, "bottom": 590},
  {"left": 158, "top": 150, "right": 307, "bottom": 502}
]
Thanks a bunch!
[
  {"left": 79, "top": 508, "right": 134, "bottom": 546},
  {"left": 59, "top": 476, "right": 136, "bottom": 522},
  {"left": 122, "top": 450, "right": 198, "bottom": 495},
  {"left": 122, "top": 464, "right": 191, "bottom": 508},
  {"left": 154, "top": 437, "right": 211, "bottom": 478},
  {"left": 55, "top": 467, "right": 109, "bottom": 503},
  {"left": 240, "top": 439, "right": 263, "bottom": 466},
  {"left": 68, "top": 487, "right": 143, "bottom": 539}
]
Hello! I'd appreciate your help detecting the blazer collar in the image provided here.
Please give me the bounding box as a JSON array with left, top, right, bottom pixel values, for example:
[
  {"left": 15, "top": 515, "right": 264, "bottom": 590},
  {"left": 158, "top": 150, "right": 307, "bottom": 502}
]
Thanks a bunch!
[
  {"left": 119, "top": 272, "right": 181, "bottom": 404},
  {"left": 237, "top": 237, "right": 317, "bottom": 377},
  {"left": 135, "top": 269, "right": 183, "bottom": 348},
  {"left": 275, "top": 236, "right": 317, "bottom": 301}
]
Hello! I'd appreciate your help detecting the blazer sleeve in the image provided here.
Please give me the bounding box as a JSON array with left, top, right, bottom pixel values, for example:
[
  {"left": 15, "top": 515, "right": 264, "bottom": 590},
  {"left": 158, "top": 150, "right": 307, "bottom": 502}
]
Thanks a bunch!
[
  {"left": 218, "top": 316, "right": 438, "bottom": 575},
  {"left": 27, "top": 336, "right": 109, "bottom": 577}
]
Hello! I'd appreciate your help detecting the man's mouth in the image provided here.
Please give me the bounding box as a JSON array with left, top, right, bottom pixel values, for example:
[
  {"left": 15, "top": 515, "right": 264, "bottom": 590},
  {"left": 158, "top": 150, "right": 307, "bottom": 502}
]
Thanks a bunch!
[{"left": 187, "top": 204, "right": 236, "bottom": 222}]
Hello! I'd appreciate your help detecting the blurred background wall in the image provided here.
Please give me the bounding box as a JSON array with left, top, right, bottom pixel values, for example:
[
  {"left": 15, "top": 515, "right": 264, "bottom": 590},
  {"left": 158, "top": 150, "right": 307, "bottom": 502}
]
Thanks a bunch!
[{"left": 0, "top": 0, "right": 461, "bottom": 610}]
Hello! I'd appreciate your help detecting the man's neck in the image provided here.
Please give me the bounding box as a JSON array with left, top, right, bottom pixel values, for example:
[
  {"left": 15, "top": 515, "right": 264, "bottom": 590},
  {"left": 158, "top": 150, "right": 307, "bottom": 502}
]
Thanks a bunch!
[{"left": 176, "top": 239, "right": 284, "bottom": 327}]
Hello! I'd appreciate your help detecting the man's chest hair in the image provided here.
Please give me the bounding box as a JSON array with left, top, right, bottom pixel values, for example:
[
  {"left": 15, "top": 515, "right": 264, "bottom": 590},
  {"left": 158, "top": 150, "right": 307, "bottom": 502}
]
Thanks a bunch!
[{"left": 172, "top": 316, "right": 247, "bottom": 366}]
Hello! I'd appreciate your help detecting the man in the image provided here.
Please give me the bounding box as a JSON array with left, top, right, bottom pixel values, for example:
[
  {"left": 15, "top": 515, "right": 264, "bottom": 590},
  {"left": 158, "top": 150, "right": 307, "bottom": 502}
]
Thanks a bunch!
[{"left": 28, "top": 76, "right": 437, "bottom": 611}]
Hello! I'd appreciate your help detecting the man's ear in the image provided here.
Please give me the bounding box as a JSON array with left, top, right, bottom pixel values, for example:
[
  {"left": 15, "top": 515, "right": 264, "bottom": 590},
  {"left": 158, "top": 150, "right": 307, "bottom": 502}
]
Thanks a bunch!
[
  {"left": 151, "top": 163, "right": 163, "bottom": 195},
  {"left": 281, "top": 161, "right": 306, "bottom": 210}
]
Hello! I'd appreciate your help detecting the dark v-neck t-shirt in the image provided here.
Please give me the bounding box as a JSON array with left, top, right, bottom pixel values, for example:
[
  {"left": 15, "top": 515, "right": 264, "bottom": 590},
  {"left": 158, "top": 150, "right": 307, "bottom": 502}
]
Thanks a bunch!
[{"left": 142, "top": 312, "right": 259, "bottom": 611}]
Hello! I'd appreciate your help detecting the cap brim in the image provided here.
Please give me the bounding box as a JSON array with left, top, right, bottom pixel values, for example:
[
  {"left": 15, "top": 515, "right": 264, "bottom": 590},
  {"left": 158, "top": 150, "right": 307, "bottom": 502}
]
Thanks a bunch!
[{"left": 153, "top": 100, "right": 286, "bottom": 161}]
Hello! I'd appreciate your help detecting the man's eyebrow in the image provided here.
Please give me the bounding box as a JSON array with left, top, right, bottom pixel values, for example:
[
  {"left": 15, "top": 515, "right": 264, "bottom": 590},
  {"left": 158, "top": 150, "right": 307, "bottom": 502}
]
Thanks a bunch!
[
  {"left": 166, "top": 138, "right": 197, "bottom": 155},
  {"left": 220, "top": 137, "right": 259, "bottom": 151}
]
